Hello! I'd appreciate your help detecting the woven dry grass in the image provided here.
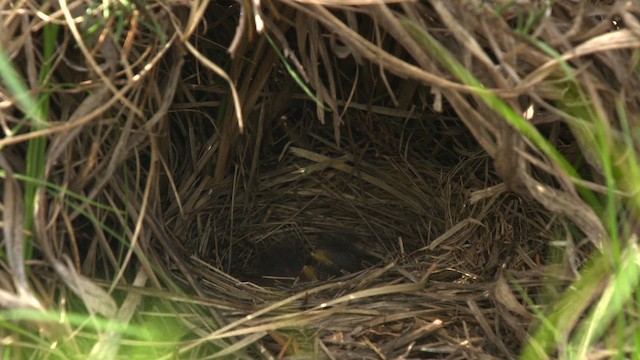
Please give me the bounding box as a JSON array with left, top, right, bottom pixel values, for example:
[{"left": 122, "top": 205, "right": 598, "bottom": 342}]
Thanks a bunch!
[
  {"left": 1, "top": 0, "right": 638, "bottom": 358},
  {"left": 174, "top": 115, "right": 557, "bottom": 358}
]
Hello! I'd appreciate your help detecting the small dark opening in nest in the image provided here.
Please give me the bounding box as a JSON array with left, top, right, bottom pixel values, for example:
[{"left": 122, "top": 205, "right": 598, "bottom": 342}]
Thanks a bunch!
[{"left": 240, "top": 230, "right": 380, "bottom": 286}]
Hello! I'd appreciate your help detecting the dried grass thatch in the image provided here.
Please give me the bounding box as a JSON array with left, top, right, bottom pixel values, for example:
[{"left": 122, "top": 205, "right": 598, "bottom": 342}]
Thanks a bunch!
[{"left": 1, "top": 0, "right": 639, "bottom": 358}]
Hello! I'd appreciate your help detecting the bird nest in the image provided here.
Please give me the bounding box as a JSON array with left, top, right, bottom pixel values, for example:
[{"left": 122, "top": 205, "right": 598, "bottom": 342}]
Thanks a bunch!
[
  {"left": 165, "top": 112, "right": 558, "bottom": 358},
  {"left": 2, "top": 0, "right": 637, "bottom": 358}
]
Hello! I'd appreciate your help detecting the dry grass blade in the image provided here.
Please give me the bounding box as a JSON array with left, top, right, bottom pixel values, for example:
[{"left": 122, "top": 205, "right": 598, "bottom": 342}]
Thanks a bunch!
[
  {"left": 183, "top": 40, "right": 244, "bottom": 133},
  {"left": 0, "top": 158, "right": 41, "bottom": 310}
]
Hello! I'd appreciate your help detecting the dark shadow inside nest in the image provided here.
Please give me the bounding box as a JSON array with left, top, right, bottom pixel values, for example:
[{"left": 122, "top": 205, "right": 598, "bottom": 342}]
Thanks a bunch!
[{"left": 237, "top": 231, "right": 385, "bottom": 287}]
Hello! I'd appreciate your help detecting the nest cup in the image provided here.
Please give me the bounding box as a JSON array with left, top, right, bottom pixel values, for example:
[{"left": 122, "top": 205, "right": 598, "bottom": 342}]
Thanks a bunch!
[{"left": 171, "top": 108, "right": 555, "bottom": 357}]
